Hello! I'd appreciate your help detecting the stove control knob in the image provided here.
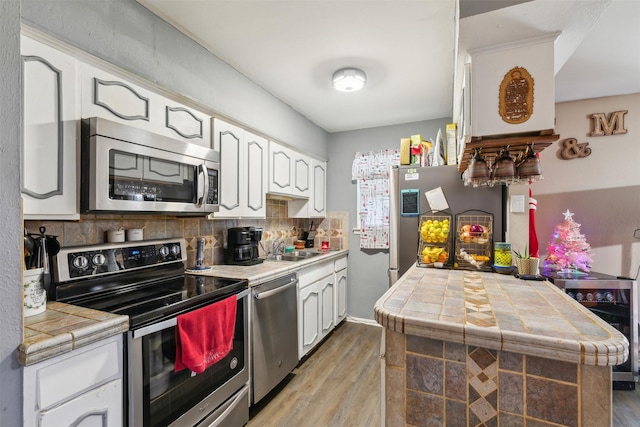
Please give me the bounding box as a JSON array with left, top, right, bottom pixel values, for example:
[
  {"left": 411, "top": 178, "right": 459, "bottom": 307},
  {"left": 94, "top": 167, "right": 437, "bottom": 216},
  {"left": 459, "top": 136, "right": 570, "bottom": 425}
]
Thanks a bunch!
[
  {"left": 159, "top": 246, "right": 170, "bottom": 257},
  {"left": 72, "top": 255, "right": 89, "bottom": 270},
  {"left": 170, "top": 245, "right": 181, "bottom": 256},
  {"left": 92, "top": 253, "right": 106, "bottom": 266}
]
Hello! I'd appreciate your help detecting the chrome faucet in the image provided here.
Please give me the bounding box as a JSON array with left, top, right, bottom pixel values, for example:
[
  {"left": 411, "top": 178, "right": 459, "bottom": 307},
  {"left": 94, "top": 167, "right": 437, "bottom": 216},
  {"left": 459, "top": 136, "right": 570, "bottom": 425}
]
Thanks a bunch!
[{"left": 272, "top": 239, "right": 285, "bottom": 255}]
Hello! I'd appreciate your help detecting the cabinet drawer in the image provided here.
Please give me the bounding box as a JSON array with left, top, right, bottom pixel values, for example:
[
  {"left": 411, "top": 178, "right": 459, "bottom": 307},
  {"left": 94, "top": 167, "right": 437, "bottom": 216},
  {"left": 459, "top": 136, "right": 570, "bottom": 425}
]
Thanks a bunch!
[
  {"left": 298, "top": 260, "right": 334, "bottom": 289},
  {"left": 334, "top": 256, "right": 348, "bottom": 272},
  {"left": 36, "top": 336, "right": 122, "bottom": 410},
  {"left": 39, "top": 379, "right": 122, "bottom": 427}
]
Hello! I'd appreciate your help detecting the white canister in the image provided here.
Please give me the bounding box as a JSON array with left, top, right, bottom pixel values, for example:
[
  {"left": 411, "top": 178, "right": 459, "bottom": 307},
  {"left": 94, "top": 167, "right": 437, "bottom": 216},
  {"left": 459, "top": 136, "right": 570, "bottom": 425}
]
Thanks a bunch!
[
  {"left": 106, "top": 229, "right": 125, "bottom": 243},
  {"left": 126, "top": 228, "right": 144, "bottom": 241},
  {"left": 23, "top": 268, "right": 46, "bottom": 317}
]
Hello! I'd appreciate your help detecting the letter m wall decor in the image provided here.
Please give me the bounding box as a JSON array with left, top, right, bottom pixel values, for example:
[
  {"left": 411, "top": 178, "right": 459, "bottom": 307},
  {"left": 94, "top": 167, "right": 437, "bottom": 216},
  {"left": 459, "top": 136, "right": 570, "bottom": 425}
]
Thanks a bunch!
[{"left": 589, "top": 110, "right": 628, "bottom": 136}]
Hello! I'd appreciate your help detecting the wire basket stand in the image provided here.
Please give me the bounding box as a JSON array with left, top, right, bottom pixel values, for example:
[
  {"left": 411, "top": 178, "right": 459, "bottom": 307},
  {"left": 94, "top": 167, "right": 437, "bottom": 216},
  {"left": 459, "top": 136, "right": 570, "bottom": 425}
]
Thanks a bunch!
[
  {"left": 417, "top": 210, "right": 453, "bottom": 268},
  {"left": 454, "top": 210, "right": 493, "bottom": 271}
]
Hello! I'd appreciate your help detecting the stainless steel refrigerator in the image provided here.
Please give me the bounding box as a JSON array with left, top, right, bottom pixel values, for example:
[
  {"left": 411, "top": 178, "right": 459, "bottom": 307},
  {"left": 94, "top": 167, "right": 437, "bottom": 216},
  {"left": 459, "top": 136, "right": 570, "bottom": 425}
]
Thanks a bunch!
[{"left": 388, "top": 165, "right": 506, "bottom": 285}]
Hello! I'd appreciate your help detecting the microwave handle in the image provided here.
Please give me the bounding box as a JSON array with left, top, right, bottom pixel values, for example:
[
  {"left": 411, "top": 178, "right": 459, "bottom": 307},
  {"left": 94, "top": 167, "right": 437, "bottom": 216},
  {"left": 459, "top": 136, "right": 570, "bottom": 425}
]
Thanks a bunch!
[{"left": 196, "top": 163, "right": 209, "bottom": 207}]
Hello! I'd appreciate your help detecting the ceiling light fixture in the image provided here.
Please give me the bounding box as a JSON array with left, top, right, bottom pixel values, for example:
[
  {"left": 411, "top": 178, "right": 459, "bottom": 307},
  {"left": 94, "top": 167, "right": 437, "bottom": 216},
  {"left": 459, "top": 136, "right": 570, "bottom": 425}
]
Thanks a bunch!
[{"left": 332, "top": 67, "right": 367, "bottom": 92}]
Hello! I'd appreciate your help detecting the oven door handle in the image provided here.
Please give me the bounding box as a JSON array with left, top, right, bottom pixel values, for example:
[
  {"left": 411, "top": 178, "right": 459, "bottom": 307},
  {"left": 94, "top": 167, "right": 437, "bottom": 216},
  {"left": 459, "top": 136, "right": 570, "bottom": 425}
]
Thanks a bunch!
[{"left": 133, "top": 289, "right": 250, "bottom": 339}]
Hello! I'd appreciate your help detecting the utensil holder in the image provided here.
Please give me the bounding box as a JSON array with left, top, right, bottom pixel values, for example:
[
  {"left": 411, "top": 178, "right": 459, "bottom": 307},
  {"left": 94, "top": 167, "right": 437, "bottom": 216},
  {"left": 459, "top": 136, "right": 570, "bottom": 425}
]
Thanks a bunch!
[{"left": 23, "top": 268, "right": 46, "bottom": 317}]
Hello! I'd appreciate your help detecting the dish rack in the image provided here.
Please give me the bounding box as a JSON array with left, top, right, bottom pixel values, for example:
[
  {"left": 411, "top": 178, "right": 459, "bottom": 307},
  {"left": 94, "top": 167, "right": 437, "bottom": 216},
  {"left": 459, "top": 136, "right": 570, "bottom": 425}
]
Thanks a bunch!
[
  {"left": 417, "top": 210, "right": 452, "bottom": 268},
  {"left": 454, "top": 210, "right": 493, "bottom": 271}
]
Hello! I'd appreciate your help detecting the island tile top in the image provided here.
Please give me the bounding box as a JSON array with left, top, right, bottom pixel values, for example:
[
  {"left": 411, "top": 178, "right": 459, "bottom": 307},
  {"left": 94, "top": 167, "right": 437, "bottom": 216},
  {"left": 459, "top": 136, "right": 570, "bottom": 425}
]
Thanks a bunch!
[{"left": 374, "top": 265, "right": 629, "bottom": 366}]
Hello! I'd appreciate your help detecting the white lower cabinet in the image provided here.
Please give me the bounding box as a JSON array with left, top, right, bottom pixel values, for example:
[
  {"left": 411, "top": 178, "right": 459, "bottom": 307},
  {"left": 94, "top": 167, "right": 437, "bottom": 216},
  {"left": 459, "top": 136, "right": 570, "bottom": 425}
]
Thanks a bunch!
[
  {"left": 23, "top": 334, "right": 124, "bottom": 427},
  {"left": 298, "top": 260, "right": 335, "bottom": 359},
  {"left": 334, "top": 255, "right": 348, "bottom": 325},
  {"left": 39, "top": 380, "right": 121, "bottom": 427},
  {"left": 300, "top": 282, "right": 320, "bottom": 358}
]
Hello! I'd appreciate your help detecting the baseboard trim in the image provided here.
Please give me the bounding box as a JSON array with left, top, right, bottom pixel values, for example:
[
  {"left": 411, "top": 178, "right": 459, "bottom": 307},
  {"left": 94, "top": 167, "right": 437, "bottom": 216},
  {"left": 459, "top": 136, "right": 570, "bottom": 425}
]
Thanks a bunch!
[{"left": 346, "top": 316, "right": 381, "bottom": 327}]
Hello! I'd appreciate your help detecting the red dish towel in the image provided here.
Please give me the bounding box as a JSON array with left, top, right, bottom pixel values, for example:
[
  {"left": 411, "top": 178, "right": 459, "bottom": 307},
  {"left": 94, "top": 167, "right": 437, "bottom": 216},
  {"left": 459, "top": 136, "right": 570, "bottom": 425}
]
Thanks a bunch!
[{"left": 174, "top": 295, "right": 237, "bottom": 374}]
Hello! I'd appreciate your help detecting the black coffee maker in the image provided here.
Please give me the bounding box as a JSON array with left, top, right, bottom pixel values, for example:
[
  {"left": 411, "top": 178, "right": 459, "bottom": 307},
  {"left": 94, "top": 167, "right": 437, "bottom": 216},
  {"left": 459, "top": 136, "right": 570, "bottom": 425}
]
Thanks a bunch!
[{"left": 224, "top": 227, "right": 264, "bottom": 266}]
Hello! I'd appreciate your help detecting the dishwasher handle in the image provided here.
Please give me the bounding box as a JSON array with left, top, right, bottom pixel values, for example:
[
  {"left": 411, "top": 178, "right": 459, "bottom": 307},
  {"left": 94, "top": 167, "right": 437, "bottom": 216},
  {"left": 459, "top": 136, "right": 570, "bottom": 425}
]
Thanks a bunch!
[{"left": 253, "top": 277, "right": 298, "bottom": 300}]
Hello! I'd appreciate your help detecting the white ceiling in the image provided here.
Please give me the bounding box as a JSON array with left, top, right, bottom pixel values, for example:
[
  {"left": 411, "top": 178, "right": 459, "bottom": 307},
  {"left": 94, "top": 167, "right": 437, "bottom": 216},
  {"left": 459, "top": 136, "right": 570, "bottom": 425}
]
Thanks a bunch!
[{"left": 137, "top": 0, "right": 640, "bottom": 134}]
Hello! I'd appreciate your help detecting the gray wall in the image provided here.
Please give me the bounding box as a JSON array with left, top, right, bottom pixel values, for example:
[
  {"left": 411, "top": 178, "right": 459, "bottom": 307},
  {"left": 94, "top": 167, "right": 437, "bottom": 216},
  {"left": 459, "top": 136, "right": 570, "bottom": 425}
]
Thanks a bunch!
[
  {"left": 21, "top": 0, "right": 329, "bottom": 159},
  {"left": 0, "top": 1, "right": 24, "bottom": 425},
  {"left": 327, "top": 119, "right": 450, "bottom": 319}
]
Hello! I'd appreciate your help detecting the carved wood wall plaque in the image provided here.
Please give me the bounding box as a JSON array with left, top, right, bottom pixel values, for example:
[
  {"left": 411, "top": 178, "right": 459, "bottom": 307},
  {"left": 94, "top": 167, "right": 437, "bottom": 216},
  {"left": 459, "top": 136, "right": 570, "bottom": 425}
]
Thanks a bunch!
[{"left": 499, "top": 66, "right": 534, "bottom": 124}]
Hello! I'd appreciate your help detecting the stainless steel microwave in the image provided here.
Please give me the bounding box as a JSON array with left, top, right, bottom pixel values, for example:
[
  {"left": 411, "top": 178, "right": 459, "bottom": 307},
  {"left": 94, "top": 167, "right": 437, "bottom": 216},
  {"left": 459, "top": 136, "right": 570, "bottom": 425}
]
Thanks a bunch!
[{"left": 81, "top": 117, "right": 219, "bottom": 215}]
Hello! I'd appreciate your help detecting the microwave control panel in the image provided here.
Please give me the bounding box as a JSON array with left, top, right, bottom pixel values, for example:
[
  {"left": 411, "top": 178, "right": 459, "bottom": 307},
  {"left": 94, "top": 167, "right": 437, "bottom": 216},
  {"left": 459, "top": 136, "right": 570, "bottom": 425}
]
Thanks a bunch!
[{"left": 206, "top": 169, "right": 219, "bottom": 205}]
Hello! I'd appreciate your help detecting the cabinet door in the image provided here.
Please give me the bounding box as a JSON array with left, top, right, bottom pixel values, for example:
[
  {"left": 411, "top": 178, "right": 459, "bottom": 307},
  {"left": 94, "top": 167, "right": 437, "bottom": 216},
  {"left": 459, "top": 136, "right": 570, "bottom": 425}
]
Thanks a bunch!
[
  {"left": 21, "top": 36, "right": 80, "bottom": 220},
  {"left": 160, "top": 102, "right": 211, "bottom": 147},
  {"left": 215, "top": 119, "right": 244, "bottom": 217},
  {"left": 335, "top": 268, "right": 348, "bottom": 325},
  {"left": 299, "top": 283, "right": 320, "bottom": 359},
  {"left": 244, "top": 131, "right": 267, "bottom": 217},
  {"left": 268, "top": 141, "right": 292, "bottom": 195},
  {"left": 311, "top": 159, "right": 327, "bottom": 217},
  {"left": 39, "top": 379, "right": 122, "bottom": 427},
  {"left": 80, "top": 63, "right": 155, "bottom": 131},
  {"left": 320, "top": 277, "right": 335, "bottom": 337},
  {"left": 291, "top": 152, "right": 310, "bottom": 198}
]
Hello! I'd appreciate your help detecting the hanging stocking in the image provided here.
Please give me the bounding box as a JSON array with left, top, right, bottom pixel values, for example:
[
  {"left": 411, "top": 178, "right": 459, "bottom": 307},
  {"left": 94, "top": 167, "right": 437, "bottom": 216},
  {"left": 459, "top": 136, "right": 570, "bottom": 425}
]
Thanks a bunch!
[{"left": 529, "top": 187, "right": 539, "bottom": 258}]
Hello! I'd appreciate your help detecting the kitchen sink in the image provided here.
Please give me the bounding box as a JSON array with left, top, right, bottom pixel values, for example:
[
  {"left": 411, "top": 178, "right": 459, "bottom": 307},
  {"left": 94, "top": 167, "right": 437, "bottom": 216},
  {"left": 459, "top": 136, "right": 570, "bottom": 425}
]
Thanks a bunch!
[
  {"left": 281, "top": 251, "right": 323, "bottom": 261},
  {"left": 267, "top": 251, "right": 324, "bottom": 262}
]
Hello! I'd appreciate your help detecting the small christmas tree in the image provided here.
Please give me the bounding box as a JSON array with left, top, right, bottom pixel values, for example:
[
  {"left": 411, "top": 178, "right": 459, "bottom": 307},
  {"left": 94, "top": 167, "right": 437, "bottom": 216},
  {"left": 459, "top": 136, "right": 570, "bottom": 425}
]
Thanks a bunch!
[{"left": 543, "top": 210, "right": 593, "bottom": 273}]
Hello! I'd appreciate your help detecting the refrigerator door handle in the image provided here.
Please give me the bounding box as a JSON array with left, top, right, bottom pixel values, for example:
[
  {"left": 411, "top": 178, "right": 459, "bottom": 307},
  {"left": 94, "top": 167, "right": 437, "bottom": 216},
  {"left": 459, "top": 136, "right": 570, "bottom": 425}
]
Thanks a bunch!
[
  {"left": 389, "top": 167, "right": 399, "bottom": 272},
  {"left": 388, "top": 268, "right": 399, "bottom": 286}
]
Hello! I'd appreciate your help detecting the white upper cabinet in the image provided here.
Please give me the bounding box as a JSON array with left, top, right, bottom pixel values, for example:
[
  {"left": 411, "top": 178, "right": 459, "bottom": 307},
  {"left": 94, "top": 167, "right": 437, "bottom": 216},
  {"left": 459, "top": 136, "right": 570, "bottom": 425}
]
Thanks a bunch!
[
  {"left": 469, "top": 34, "right": 558, "bottom": 137},
  {"left": 291, "top": 151, "right": 310, "bottom": 198},
  {"left": 288, "top": 158, "right": 326, "bottom": 218},
  {"left": 268, "top": 140, "right": 293, "bottom": 196},
  {"left": 310, "top": 159, "right": 326, "bottom": 217},
  {"left": 80, "top": 62, "right": 211, "bottom": 147},
  {"left": 213, "top": 119, "right": 267, "bottom": 218},
  {"left": 21, "top": 36, "right": 80, "bottom": 220}
]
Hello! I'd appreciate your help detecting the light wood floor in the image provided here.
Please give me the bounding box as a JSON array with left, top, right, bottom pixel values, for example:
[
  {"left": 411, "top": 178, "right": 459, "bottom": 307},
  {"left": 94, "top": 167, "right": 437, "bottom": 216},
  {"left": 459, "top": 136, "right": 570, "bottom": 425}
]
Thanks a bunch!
[
  {"left": 248, "top": 320, "right": 382, "bottom": 427},
  {"left": 248, "top": 321, "right": 640, "bottom": 427}
]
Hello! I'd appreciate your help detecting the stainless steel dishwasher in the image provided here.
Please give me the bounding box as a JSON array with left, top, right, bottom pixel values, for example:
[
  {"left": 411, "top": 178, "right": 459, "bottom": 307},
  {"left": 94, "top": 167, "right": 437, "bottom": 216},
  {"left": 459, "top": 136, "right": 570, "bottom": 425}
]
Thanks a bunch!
[{"left": 251, "top": 272, "right": 299, "bottom": 404}]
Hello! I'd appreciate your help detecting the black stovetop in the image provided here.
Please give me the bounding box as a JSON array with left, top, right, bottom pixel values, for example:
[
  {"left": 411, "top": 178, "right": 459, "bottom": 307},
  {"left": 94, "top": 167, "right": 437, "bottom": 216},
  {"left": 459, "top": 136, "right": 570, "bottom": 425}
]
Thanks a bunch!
[
  {"left": 51, "top": 239, "right": 247, "bottom": 329},
  {"left": 55, "top": 264, "right": 247, "bottom": 329}
]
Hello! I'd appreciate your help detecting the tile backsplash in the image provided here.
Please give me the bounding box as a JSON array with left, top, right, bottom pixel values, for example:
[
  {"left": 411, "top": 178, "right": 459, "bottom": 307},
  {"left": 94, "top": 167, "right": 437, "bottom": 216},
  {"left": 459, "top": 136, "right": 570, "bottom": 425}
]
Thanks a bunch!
[{"left": 25, "top": 200, "right": 348, "bottom": 268}]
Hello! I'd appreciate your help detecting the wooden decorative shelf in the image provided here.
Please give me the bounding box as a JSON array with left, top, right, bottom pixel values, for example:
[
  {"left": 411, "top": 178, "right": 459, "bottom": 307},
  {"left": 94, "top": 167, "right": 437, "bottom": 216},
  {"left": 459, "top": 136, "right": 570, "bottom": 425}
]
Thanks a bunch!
[{"left": 457, "top": 129, "right": 560, "bottom": 173}]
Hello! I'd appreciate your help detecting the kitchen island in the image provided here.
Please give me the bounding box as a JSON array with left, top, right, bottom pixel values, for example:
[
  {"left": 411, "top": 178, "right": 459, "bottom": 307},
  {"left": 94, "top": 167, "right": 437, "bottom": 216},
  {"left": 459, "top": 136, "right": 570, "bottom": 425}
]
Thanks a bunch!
[{"left": 375, "top": 265, "right": 629, "bottom": 427}]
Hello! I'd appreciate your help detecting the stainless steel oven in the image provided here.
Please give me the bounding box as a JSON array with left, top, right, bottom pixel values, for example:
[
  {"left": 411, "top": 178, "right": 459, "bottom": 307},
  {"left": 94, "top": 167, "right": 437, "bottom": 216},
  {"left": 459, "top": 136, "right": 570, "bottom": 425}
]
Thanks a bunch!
[
  {"left": 52, "top": 239, "right": 249, "bottom": 426},
  {"left": 81, "top": 117, "right": 219, "bottom": 215}
]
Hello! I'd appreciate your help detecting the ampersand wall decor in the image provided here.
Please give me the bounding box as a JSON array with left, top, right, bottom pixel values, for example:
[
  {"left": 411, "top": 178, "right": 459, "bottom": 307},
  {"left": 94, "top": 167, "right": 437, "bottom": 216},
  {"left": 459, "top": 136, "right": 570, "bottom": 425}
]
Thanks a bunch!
[{"left": 559, "top": 138, "right": 592, "bottom": 160}]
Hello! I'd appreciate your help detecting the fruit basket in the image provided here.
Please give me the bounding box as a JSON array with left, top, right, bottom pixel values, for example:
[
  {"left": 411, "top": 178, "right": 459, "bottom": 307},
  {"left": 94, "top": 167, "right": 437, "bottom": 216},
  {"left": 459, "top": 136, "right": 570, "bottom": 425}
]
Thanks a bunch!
[
  {"left": 417, "top": 210, "right": 452, "bottom": 268},
  {"left": 454, "top": 210, "right": 493, "bottom": 271}
]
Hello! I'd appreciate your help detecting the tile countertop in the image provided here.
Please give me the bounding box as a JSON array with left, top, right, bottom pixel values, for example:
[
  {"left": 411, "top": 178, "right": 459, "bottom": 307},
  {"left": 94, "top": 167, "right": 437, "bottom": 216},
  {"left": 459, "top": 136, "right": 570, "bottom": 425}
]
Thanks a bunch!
[
  {"left": 375, "top": 264, "right": 629, "bottom": 366},
  {"left": 186, "top": 249, "right": 349, "bottom": 285},
  {"left": 18, "top": 249, "right": 347, "bottom": 367},
  {"left": 18, "top": 301, "right": 129, "bottom": 367}
]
